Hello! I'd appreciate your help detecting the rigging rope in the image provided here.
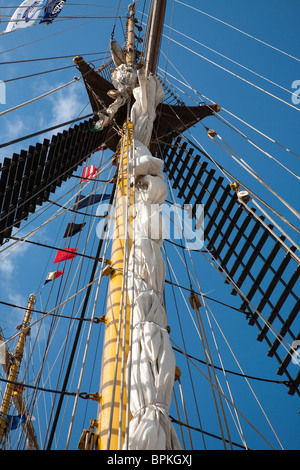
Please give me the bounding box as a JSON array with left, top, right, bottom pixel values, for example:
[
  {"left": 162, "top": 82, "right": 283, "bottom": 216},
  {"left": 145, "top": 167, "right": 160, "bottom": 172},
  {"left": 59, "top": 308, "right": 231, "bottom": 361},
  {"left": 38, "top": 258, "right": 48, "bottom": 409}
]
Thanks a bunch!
[
  {"left": 164, "top": 178, "right": 238, "bottom": 449},
  {"left": 0, "top": 113, "right": 93, "bottom": 149},
  {"left": 158, "top": 67, "right": 300, "bottom": 160},
  {"left": 172, "top": 388, "right": 187, "bottom": 449},
  {"left": 172, "top": 239, "right": 282, "bottom": 447},
  {"left": 0, "top": 18, "right": 102, "bottom": 51},
  {"left": 13, "top": 117, "right": 109, "bottom": 448},
  {"left": 165, "top": 245, "right": 205, "bottom": 449},
  {"left": 65, "top": 203, "right": 112, "bottom": 448},
  {"left": 171, "top": 346, "right": 291, "bottom": 387},
  {"left": 212, "top": 115, "right": 300, "bottom": 181},
  {"left": 45, "top": 184, "right": 116, "bottom": 449},
  {"left": 208, "top": 132, "right": 300, "bottom": 220},
  {"left": 178, "top": 131, "right": 300, "bottom": 249},
  {"left": 175, "top": 1, "right": 300, "bottom": 63},
  {"left": 0, "top": 51, "right": 106, "bottom": 65},
  {"left": 0, "top": 77, "right": 80, "bottom": 117},
  {"left": 158, "top": 60, "right": 300, "bottom": 193},
  {"left": 158, "top": 60, "right": 298, "bottom": 176},
  {"left": 0, "top": 3, "right": 122, "bottom": 7},
  {"left": 164, "top": 175, "right": 300, "bottom": 362},
  {"left": 0, "top": 154, "right": 113, "bottom": 254},
  {"left": 163, "top": 23, "right": 295, "bottom": 99},
  {"left": 0, "top": 180, "right": 108, "bottom": 260},
  {"left": 4, "top": 63, "right": 77, "bottom": 83},
  {"left": 164, "top": 264, "right": 277, "bottom": 449},
  {"left": 142, "top": 12, "right": 299, "bottom": 111},
  {"left": 198, "top": 245, "right": 299, "bottom": 362},
  {"left": 1, "top": 16, "right": 126, "bottom": 24},
  {"left": 170, "top": 415, "right": 247, "bottom": 450},
  {"left": 0, "top": 141, "right": 116, "bottom": 242},
  {"left": 201, "top": 300, "right": 247, "bottom": 449},
  {"left": 176, "top": 377, "right": 194, "bottom": 449},
  {"left": 161, "top": 35, "right": 300, "bottom": 112},
  {"left": 1, "top": 3, "right": 298, "bottom": 448},
  {"left": 0, "top": 276, "right": 253, "bottom": 321},
  {"left": 152, "top": 67, "right": 300, "bottom": 385},
  {"left": 31, "top": 156, "right": 114, "bottom": 448},
  {"left": 201, "top": 303, "right": 285, "bottom": 448},
  {"left": 150, "top": 91, "right": 297, "bottom": 360}
]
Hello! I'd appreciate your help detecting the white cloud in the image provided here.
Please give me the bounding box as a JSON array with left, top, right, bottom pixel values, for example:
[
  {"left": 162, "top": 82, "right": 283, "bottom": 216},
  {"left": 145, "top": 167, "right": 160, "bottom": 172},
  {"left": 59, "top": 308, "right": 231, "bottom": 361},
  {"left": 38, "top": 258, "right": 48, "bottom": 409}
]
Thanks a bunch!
[
  {"left": 0, "top": 257, "right": 14, "bottom": 278},
  {"left": 0, "top": 238, "right": 30, "bottom": 279},
  {"left": 7, "top": 291, "right": 28, "bottom": 323},
  {"left": 0, "top": 115, "right": 29, "bottom": 163},
  {"left": 49, "top": 84, "right": 84, "bottom": 124},
  {"left": 32, "top": 78, "right": 89, "bottom": 142},
  {"left": 4, "top": 116, "right": 25, "bottom": 140},
  {"left": 33, "top": 76, "right": 86, "bottom": 125},
  {"left": 0, "top": 241, "right": 31, "bottom": 329}
]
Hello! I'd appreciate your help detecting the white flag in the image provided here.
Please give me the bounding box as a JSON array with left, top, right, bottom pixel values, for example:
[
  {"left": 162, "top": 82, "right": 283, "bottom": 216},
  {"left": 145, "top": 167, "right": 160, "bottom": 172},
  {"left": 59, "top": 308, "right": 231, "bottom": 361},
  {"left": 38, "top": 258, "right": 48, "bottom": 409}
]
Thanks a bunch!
[{"left": 5, "top": 0, "right": 49, "bottom": 33}]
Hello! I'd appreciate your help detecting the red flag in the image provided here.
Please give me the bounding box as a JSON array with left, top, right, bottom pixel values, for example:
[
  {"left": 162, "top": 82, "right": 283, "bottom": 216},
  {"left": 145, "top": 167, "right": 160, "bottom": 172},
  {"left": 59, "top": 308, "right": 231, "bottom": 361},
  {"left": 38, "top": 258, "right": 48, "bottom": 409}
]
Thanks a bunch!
[
  {"left": 80, "top": 165, "right": 97, "bottom": 183},
  {"left": 53, "top": 249, "right": 77, "bottom": 263}
]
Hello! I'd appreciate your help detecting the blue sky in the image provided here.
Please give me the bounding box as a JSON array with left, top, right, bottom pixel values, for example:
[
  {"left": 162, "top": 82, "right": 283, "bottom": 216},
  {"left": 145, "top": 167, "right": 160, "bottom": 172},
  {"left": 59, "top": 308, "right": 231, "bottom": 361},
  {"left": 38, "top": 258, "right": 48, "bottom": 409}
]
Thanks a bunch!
[{"left": 0, "top": 0, "right": 299, "bottom": 451}]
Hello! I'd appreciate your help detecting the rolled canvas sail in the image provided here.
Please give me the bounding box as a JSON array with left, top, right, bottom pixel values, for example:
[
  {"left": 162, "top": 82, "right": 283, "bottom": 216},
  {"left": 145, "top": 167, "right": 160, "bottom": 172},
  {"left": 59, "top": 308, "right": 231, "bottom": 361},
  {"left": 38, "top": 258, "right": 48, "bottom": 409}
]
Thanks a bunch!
[{"left": 124, "top": 70, "right": 181, "bottom": 450}]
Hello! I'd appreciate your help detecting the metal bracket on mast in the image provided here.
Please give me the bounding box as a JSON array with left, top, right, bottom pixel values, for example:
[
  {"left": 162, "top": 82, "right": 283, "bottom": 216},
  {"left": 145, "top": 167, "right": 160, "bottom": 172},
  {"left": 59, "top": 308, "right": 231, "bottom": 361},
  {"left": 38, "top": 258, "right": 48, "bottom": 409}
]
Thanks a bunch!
[
  {"left": 102, "top": 264, "right": 115, "bottom": 277},
  {"left": 79, "top": 392, "right": 102, "bottom": 402}
]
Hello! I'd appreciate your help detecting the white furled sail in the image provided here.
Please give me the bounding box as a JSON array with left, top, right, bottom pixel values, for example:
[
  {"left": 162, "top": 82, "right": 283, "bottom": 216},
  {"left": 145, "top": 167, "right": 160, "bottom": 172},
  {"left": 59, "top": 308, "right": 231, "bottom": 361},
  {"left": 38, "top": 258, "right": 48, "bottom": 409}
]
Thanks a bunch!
[
  {"left": 124, "top": 68, "right": 181, "bottom": 450},
  {"left": 94, "top": 60, "right": 136, "bottom": 130}
]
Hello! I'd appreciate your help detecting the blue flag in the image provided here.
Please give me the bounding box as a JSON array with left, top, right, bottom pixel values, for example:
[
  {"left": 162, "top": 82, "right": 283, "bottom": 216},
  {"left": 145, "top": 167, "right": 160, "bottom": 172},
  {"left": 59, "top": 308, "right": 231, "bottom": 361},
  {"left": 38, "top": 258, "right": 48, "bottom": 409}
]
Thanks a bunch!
[
  {"left": 73, "top": 194, "right": 111, "bottom": 211},
  {"left": 8, "top": 414, "right": 27, "bottom": 430},
  {"left": 39, "top": 0, "right": 66, "bottom": 24}
]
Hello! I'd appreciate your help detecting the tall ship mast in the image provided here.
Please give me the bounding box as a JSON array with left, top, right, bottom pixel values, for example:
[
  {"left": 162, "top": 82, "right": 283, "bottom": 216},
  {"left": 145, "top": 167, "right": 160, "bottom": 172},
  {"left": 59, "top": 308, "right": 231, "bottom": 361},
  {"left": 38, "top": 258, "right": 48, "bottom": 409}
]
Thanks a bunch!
[{"left": 0, "top": 0, "right": 299, "bottom": 452}]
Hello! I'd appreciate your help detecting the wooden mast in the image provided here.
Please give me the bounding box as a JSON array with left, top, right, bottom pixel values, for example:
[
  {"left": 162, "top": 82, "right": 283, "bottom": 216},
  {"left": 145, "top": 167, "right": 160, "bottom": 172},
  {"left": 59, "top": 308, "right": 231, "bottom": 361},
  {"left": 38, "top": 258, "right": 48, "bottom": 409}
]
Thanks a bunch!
[
  {"left": 96, "top": 0, "right": 168, "bottom": 450},
  {"left": 0, "top": 294, "right": 37, "bottom": 447},
  {"left": 0, "top": 328, "right": 39, "bottom": 449},
  {"left": 96, "top": 3, "right": 136, "bottom": 450}
]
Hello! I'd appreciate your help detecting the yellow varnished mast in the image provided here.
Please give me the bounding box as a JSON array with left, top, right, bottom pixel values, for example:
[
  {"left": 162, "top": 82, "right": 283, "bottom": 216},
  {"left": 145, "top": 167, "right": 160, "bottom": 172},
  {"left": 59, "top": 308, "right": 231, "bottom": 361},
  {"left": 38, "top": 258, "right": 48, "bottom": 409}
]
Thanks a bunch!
[
  {"left": 0, "top": 294, "right": 38, "bottom": 448},
  {"left": 96, "top": 4, "right": 136, "bottom": 450},
  {"left": 96, "top": 0, "right": 168, "bottom": 450},
  {"left": 96, "top": 125, "right": 133, "bottom": 450}
]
